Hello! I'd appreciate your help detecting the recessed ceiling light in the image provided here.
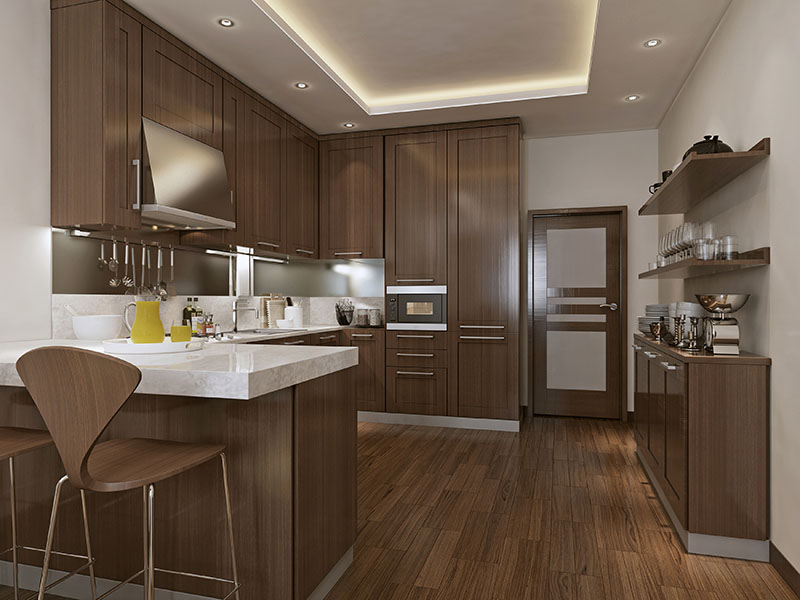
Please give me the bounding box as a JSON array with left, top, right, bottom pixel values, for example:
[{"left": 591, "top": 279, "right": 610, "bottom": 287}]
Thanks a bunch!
[
  {"left": 644, "top": 39, "right": 662, "bottom": 48},
  {"left": 294, "top": 82, "right": 309, "bottom": 89},
  {"left": 343, "top": 122, "right": 356, "bottom": 128},
  {"left": 625, "top": 94, "right": 641, "bottom": 102},
  {"left": 218, "top": 18, "right": 234, "bottom": 28}
]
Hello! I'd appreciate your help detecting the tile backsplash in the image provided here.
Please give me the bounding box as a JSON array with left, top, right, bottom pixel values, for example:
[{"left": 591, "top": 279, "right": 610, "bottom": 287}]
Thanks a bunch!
[{"left": 52, "top": 294, "right": 383, "bottom": 339}]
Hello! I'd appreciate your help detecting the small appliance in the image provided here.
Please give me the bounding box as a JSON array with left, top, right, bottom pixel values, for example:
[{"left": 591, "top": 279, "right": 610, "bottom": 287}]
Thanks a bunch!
[
  {"left": 695, "top": 294, "right": 750, "bottom": 355},
  {"left": 386, "top": 286, "right": 446, "bottom": 331}
]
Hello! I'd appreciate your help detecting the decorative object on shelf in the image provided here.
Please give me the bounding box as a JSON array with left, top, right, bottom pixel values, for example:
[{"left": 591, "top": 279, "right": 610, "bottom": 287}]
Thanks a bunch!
[
  {"left": 335, "top": 298, "right": 354, "bottom": 326},
  {"left": 682, "top": 134, "right": 733, "bottom": 160},
  {"left": 696, "top": 293, "right": 750, "bottom": 355},
  {"left": 717, "top": 235, "right": 739, "bottom": 259},
  {"left": 649, "top": 168, "right": 674, "bottom": 194},
  {"left": 649, "top": 317, "right": 668, "bottom": 342}
]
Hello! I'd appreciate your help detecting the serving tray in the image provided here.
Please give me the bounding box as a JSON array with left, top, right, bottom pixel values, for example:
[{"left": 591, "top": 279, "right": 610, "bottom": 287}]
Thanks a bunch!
[{"left": 102, "top": 338, "right": 205, "bottom": 355}]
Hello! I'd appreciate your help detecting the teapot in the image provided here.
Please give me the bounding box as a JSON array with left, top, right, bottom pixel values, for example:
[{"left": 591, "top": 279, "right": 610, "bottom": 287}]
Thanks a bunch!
[
  {"left": 683, "top": 135, "right": 733, "bottom": 160},
  {"left": 124, "top": 296, "right": 165, "bottom": 343}
]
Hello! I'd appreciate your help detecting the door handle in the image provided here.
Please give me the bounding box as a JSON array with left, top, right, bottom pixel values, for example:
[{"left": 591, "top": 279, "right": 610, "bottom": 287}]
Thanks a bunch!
[
  {"left": 660, "top": 361, "right": 677, "bottom": 371},
  {"left": 295, "top": 249, "right": 315, "bottom": 255},
  {"left": 631, "top": 344, "right": 642, "bottom": 351},
  {"left": 132, "top": 159, "right": 141, "bottom": 210},
  {"left": 258, "top": 241, "right": 280, "bottom": 249},
  {"left": 396, "top": 353, "right": 434, "bottom": 358},
  {"left": 644, "top": 351, "right": 658, "bottom": 359},
  {"left": 599, "top": 303, "right": 619, "bottom": 311},
  {"left": 396, "top": 371, "right": 434, "bottom": 377},
  {"left": 283, "top": 340, "right": 305, "bottom": 345}
]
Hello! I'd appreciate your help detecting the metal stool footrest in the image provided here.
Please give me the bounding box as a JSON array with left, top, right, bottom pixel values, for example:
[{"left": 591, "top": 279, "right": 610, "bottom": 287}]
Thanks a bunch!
[{"left": 154, "top": 568, "right": 241, "bottom": 600}]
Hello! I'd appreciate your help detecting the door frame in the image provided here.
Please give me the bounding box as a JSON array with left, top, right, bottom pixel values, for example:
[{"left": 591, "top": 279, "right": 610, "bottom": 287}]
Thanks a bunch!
[{"left": 527, "top": 206, "right": 628, "bottom": 421}]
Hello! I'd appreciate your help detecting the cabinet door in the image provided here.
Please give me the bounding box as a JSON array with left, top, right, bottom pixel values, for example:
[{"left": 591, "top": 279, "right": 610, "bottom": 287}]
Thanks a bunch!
[
  {"left": 648, "top": 356, "right": 666, "bottom": 469},
  {"left": 386, "top": 367, "right": 447, "bottom": 416},
  {"left": 450, "top": 334, "right": 519, "bottom": 420},
  {"left": 633, "top": 345, "right": 650, "bottom": 446},
  {"left": 345, "top": 329, "right": 386, "bottom": 412},
  {"left": 664, "top": 360, "right": 688, "bottom": 527},
  {"left": 51, "top": 1, "right": 142, "bottom": 229},
  {"left": 243, "top": 96, "right": 286, "bottom": 252},
  {"left": 285, "top": 123, "right": 319, "bottom": 258},
  {"left": 180, "top": 81, "right": 247, "bottom": 249},
  {"left": 319, "top": 137, "right": 384, "bottom": 259},
  {"left": 142, "top": 28, "right": 223, "bottom": 149},
  {"left": 448, "top": 126, "right": 520, "bottom": 332},
  {"left": 385, "top": 132, "right": 447, "bottom": 285}
]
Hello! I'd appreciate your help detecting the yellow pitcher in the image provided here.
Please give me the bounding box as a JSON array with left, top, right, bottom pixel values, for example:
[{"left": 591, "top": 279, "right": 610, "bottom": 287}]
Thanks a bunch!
[{"left": 124, "top": 300, "right": 165, "bottom": 343}]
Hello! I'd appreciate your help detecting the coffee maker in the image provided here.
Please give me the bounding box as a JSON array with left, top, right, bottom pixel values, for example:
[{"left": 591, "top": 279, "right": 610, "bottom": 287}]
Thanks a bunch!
[{"left": 695, "top": 294, "right": 750, "bottom": 355}]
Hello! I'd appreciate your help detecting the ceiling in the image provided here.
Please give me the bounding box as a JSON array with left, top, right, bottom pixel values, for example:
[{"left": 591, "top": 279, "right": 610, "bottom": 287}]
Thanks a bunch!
[{"left": 125, "top": 0, "right": 731, "bottom": 137}]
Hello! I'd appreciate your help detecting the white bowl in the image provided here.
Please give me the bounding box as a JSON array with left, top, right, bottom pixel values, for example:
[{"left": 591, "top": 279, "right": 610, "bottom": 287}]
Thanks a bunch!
[
  {"left": 276, "top": 319, "right": 294, "bottom": 329},
  {"left": 72, "top": 315, "right": 123, "bottom": 341}
]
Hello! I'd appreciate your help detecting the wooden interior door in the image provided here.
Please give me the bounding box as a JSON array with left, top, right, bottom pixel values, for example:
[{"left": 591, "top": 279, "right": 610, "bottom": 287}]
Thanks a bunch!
[{"left": 532, "top": 212, "right": 623, "bottom": 418}]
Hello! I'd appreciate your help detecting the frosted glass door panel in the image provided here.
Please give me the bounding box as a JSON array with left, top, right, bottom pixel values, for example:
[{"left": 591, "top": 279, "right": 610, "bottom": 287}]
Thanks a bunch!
[
  {"left": 547, "top": 314, "right": 606, "bottom": 323},
  {"left": 546, "top": 331, "right": 606, "bottom": 391},
  {"left": 546, "top": 228, "right": 606, "bottom": 289}
]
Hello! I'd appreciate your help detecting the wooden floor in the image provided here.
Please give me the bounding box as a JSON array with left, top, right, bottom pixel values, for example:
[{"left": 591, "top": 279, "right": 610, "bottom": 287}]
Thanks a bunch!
[
  {"left": 325, "top": 416, "right": 797, "bottom": 600},
  {"left": 2, "top": 416, "right": 795, "bottom": 600}
]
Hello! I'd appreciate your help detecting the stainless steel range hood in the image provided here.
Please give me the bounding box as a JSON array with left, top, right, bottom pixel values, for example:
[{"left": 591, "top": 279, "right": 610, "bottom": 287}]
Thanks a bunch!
[{"left": 139, "top": 118, "right": 235, "bottom": 230}]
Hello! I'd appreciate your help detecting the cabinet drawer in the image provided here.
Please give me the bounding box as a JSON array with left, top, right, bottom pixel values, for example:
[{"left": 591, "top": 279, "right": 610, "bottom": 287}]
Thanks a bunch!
[
  {"left": 386, "top": 331, "right": 448, "bottom": 350},
  {"left": 386, "top": 367, "right": 447, "bottom": 416},
  {"left": 259, "top": 334, "right": 311, "bottom": 346},
  {"left": 311, "top": 331, "right": 341, "bottom": 346},
  {"left": 386, "top": 349, "right": 448, "bottom": 368}
]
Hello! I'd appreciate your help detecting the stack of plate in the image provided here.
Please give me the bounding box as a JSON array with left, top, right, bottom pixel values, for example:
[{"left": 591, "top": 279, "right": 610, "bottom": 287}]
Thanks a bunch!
[{"left": 638, "top": 304, "right": 670, "bottom": 334}]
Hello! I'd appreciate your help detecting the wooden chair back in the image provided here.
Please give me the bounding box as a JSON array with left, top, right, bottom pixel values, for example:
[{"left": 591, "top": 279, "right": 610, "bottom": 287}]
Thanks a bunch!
[{"left": 16, "top": 346, "right": 141, "bottom": 490}]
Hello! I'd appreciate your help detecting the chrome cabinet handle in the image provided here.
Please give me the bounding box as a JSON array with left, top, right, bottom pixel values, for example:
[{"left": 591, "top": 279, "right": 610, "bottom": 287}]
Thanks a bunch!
[
  {"left": 132, "top": 159, "right": 141, "bottom": 210},
  {"left": 334, "top": 251, "right": 363, "bottom": 256},
  {"left": 396, "top": 278, "right": 435, "bottom": 283},
  {"left": 396, "top": 353, "right": 434, "bottom": 358},
  {"left": 460, "top": 335, "right": 505, "bottom": 341},
  {"left": 296, "top": 249, "right": 315, "bottom": 255},
  {"left": 660, "top": 361, "right": 677, "bottom": 371},
  {"left": 319, "top": 335, "right": 337, "bottom": 341},
  {"left": 632, "top": 344, "right": 643, "bottom": 350},
  {"left": 284, "top": 340, "right": 305, "bottom": 345},
  {"left": 599, "top": 303, "right": 619, "bottom": 311},
  {"left": 396, "top": 334, "right": 434, "bottom": 339},
  {"left": 459, "top": 325, "right": 505, "bottom": 329},
  {"left": 258, "top": 241, "right": 280, "bottom": 249},
  {"left": 351, "top": 333, "right": 373, "bottom": 338},
  {"left": 397, "top": 371, "right": 434, "bottom": 376},
  {"left": 644, "top": 351, "right": 658, "bottom": 359}
]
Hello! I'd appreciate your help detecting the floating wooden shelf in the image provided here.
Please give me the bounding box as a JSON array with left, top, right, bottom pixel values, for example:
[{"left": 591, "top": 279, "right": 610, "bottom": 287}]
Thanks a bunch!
[
  {"left": 639, "top": 138, "right": 770, "bottom": 216},
  {"left": 638, "top": 247, "right": 770, "bottom": 279}
]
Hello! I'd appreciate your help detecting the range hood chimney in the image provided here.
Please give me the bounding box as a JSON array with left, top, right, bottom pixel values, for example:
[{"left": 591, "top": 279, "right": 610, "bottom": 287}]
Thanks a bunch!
[{"left": 139, "top": 118, "right": 235, "bottom": 230}]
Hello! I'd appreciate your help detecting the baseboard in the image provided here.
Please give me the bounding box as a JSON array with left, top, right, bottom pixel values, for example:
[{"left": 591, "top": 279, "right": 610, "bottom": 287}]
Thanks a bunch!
[
  {"left": 627, "top": 410, "right": 634, "bottom": 422},
  {"left": 771, "top": 542, "right": 800, "bottom": 597},
  {"left": 636, "top": 449, "right": 769, "bottom": 562},
  {"left": 358, "top": 411, "right": 520, "bottom": 432},
  {"left": 0, "top": 560, "right": 212, "bottom": 600},
  {"left": 306, "top": 546, "right": 353, "bottom": 600}
]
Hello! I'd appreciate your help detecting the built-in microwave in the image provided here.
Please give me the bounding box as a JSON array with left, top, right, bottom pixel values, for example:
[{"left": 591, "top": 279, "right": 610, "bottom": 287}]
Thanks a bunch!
[{"left": 386, "top": 286, "right": 447, "bottom": 331}]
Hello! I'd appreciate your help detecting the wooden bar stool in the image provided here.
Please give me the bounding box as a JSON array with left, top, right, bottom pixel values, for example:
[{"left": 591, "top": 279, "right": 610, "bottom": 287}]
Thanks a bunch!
[
  {"left": 16, "top": 347, "right": 241, "bottom": 600},
  {"left": 1, "top": 427, "right": 96, "bottom": 600}
]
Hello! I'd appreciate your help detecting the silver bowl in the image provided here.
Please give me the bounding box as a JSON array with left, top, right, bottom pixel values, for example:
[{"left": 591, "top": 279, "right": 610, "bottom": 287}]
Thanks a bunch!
[{"left": 695, "top": 294, "right": 750, "bottom": 314}]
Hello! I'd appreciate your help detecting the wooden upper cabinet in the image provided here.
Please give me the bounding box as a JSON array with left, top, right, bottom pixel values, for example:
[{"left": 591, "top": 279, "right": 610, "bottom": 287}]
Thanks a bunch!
[
  {"left": 448, "top": 125, "right": 520, "bottom": 331},
  {"left": 385, "top": 132, "right": 447, "bottom": 285},
  {"left": 142, "top": 28, "right": 223, "bottom": 149},
  {"left": 285, "top": 123, "right": 319, "bottom": 258},
  {"left": 51, "top": 1, "right": 142, "bottom": 229},
  {"left": 319, "top": 137, "right": 384, "bottom": 259},
  {"left": 242, "top": 95, "right": 286, "bottom": 252}
]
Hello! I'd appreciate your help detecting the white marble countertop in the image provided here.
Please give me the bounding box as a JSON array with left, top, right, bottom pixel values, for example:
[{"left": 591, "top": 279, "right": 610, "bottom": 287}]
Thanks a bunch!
[{"left": 0, "top": 338, "right": 358, "bottom": 400}]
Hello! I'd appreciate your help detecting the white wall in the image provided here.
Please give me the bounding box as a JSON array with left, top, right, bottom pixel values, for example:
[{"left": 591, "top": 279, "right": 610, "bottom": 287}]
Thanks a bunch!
[
  {"left": 522, "top": 130, "right": 659, "bottom": 411},
  {"left": 0, "top": 0, "right": 52, "bottom": 342},
  {"left": 658, "top": 0, "right": 800, "bottom": 569}
]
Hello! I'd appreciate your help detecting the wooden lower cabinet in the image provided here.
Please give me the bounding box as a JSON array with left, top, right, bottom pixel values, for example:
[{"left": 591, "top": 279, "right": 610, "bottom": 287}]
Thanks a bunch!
[
  {"left": 344, "top": 329, "right": 385, "bottom": 412},
  {"left": 386, "top": 367, "right": 446, "bottom": 416},
  {"left": 312, "top": 331, "right": 341, "bottom": 346},
  {"left": 634, "top": 335, "right": 769, "bottom": 545},
  {"left": 449, "top": 334, "right": 519, "bottom": 420}
]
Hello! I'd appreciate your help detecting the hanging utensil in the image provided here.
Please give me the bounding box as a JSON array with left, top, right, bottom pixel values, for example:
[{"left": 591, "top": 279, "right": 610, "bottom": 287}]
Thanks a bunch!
[
  {"left": 97, "top": 242, "right": 107, "bottom": 270},
  {"left": 155, "top": 246, "right": 168, "bottom": 300},
  {"left": 122, "top": 240, "right": 133, "bottom": 288},
  {"left": 166, "top": 245, "right": 177, "bottom": 296},
  {"left": 108, "top": 238, "right": 119, "bottom": 273}
]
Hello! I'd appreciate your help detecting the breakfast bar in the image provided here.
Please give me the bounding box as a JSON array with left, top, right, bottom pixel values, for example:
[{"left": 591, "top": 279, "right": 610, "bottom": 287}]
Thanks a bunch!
[{"left": 0, "top": 341, "right": 358, "bottom": 600}]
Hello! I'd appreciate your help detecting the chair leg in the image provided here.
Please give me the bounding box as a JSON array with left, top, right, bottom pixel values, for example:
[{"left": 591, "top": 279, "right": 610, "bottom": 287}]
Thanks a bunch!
[
  {"left": 38, "top": 475, "right": 68, "bottom": 600},
  {"left": 146, "top": 484, "right": 155, "bottom": 600},
  {"left": 142, "top": 486, "right": 148, "bottom": 600},
  {"left": 220, "top": 453, "right": 241, "bottom": 600},
  {"left": 8, "top": 458, "right": 19, "bottom": 600},
  {"left": 79, "top": 490, "right": 97, "bottom": 600}
]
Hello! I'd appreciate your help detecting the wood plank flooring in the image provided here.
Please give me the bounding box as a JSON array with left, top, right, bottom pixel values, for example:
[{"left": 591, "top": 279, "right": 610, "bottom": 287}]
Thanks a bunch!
[
  {"left": 325, "top": 416, "right": 797, "bottom": 600},
  {"left": 1, "top": 416, "right": 795, "bottom": 600}
]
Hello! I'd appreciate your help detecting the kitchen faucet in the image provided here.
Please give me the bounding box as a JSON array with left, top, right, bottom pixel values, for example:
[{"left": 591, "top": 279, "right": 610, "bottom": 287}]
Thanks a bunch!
[{"left": 232, "top": 298, "right": 259, "bottom": 333}]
